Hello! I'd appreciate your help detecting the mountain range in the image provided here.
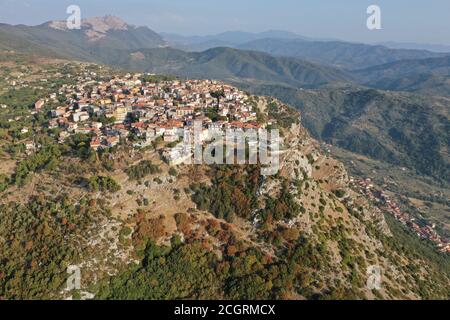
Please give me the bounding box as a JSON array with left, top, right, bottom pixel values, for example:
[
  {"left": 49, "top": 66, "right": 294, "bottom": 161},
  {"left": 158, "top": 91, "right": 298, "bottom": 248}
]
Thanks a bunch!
[
  {"left": 354, "top": 56, "right": 450, "bottom": 95},
  {"left": 0, "top": 21, "right": 355, "bottom": 90},
  {"left": 2, "top": 17, "right": 450, "bottom": 92},
  {"left": 0, "top": 15, "right": 449, "bottom": 300}
]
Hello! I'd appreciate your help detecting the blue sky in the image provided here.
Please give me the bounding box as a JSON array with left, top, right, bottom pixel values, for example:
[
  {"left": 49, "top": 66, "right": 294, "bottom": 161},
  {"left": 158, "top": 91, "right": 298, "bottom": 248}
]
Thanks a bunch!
[{"left": 1, "top": 0, "right": 449, "bottom": 45}]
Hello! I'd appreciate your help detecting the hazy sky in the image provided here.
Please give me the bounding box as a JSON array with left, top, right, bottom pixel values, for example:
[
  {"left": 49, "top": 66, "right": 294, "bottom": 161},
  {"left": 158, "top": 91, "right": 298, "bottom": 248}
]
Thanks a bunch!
[{"left": 1, "top": 0, "right": 449, "bottom": 45}]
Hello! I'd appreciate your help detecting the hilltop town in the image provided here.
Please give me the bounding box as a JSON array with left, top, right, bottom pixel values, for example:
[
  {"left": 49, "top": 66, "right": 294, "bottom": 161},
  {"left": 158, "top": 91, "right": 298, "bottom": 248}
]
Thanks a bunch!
[{"left": 30, "top": 71, "right": 267, "bottom": 164}]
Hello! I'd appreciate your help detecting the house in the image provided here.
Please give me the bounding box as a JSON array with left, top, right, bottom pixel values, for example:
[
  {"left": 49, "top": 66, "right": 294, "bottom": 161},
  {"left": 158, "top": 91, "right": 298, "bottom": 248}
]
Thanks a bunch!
[
  {"left": 58, "top": 117, "right": 69, "bottom": 127},
  {"left": 155, "top": 127, "right": 166, "bottom": 136},
  {"left": 90, "top": 138, "right": 102, "bottom": 150},
  {"left": 105, "top": 136, "right": 120, "bottom": 148},
  {"left": 114, "top": 106, "right": 128, "bottom": 122},
  {"left": 75, "top": 127, "right": 96, "bottom": 135},
  {"left": 78, "top": 102, "right": 90, "bottom": 111},
  {"left": 72, "top": 111, "right": 90, "bottom": 123},
  {"left": 208, "top": 122, "right": 224, "bottom": 130},
  {"left": 220, "top": 107, "right": 229, "bottom": 117},
  {"left": 176, "top": 106, "right": 194, "bottom": 117},
  {"left": 100, "top": 98, "right": 112, "bottom": 105},
  {"left": 89, "top": 105, "right": 101, "bottom": 115}
]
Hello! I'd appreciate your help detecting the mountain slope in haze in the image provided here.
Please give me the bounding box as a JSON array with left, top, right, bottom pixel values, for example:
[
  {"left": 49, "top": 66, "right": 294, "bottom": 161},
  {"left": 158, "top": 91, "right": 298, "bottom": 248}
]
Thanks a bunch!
[
  {"left": 242, "top": 85, "right": 450, "bottom": 182},
  {"left": 121, "top": 47, "right": 353, "bottom": 88},
  {"left": 163, "top": 32, "right": 445, "bottom": 70},
  {"left": 1, "top": 18, "right": 449, "bottom": 187},
  {"left": 363, "top": 73, "right": 450, "bottom": 96},
  {"left": 353, "top": 56, "right": 450, "bottom": 96},
  {"left": 0, "top": 25, "right": 66, "bottom": 58},
  {"left": 237, "top": 38, "right": 446, "bottom": 70},
  {"left": 160, "top": 30, "right": 314, "bottom": 51},
  {"left": 0, "top": 23, "right": 88, "bottom": 60},
  {"left": 355, "top": 56, "right": 450, "bottom": 95},
  {"left": 356, "top": 56, "right": 450, "bottom": 79}
]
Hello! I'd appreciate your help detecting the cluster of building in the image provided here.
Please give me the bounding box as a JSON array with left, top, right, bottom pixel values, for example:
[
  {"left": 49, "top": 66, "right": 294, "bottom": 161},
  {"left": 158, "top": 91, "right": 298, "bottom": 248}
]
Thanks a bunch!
[
  {"left": 351, "top": 178, "right": 449, "bottom": 253},
  {"left": 33, "top": 72, "right": 269, "bottom": 163}
]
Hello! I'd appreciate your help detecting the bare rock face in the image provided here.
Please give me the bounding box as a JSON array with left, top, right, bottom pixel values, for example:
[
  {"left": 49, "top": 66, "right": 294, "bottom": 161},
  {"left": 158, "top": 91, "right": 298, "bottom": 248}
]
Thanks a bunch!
[
  {"left": 48, "top": 15, "right": 131, "bottom": 41},
  {"left": 78, "top": 16, "right": 130, "bottom": 42},
  {"left": 49, "top": 15, "right": 129, "bottom": 32},
  {"left": 47, "top": 21, "right": 67, "bottom": 31},
  {"left": 45, "top": 16, "right": 166, "bottom": 48}
]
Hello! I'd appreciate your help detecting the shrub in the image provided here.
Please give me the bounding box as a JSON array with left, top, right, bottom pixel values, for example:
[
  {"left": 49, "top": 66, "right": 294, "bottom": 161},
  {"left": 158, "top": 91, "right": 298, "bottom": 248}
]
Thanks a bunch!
[{"left": 126, "top": 160, "right": 161, "bottom": 180}]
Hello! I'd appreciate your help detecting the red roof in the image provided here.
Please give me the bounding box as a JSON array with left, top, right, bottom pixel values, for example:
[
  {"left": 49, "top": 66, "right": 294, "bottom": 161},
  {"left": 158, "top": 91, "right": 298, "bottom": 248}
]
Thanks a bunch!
[{"left": 132, "top": 122, "right": 145, "bottom": 128}]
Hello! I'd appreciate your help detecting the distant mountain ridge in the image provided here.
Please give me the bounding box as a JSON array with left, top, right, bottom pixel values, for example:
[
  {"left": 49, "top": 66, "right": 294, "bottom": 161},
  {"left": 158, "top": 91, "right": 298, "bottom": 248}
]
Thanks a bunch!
[
  {"left": 103, "top": 46, "right": 353, "bottom": 88},
  {"left": 162, "top": 31, "right": 448, "bottom": 70},
  {"left": 160, "top": 30, "right": 310, "bottom": 52},
  {"left": 2, "top": 16, "right": 449, "bottom": 92},
  {"left": 379, "top": 41, "right": 450, "bottom": 53},
  {"left": 356, "top": 56, "right": 450, "bottom": 79},
  {"left": 237, "top": 38, "right": 446, "bottom": 70},
  {"left": 160, "top": 30, "right": 315, "bottom": 48}
]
